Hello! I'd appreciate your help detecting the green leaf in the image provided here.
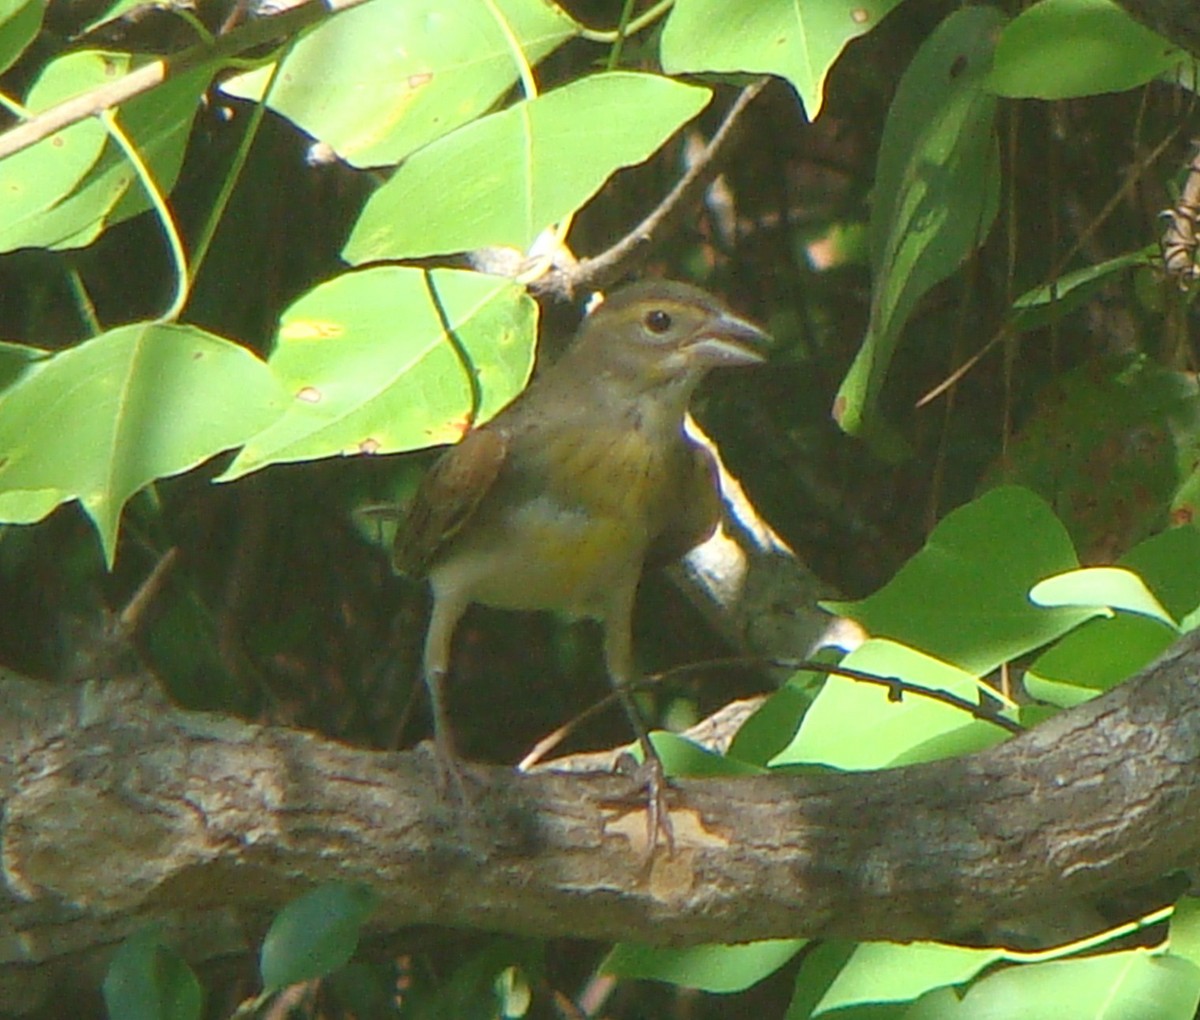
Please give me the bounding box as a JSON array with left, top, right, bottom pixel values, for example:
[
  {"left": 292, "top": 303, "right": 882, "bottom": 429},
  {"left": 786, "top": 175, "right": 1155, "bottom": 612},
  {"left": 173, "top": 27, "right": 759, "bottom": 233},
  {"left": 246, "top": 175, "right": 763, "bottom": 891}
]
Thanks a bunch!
[
  {"left": 954, "top": 952, "right": 1200, "bottom": 1020},
  {"left": 342, "top": 72, "right": 711, "bottom": 263},
  {"left": 660, "top": 0, "right": 904, "bottom": 119},
  {"left": 771, "top": 641, "right": 1011, "bottom": 770},
  {"left": 823, "top": 487, "right": 1093, "bottom": 675},
  {"left": 260, "top": 883, "right": 378, "bottom": 992},
  {"left": 785, "top": 941, "right": 858, "bottom": 1020},
  {"left": 1030, "top": 567, "right": 1176, "bottom": 627},
  {"left": 0, "top": 53, "right": 213, "bottom": 252},
  {"left": 603, "top": 939, "right": 806, "bottom": 994},
  {"left": 0, "top": 50, "right": 112, "bottom": 253},
  {"left": 834, "top": 6, "right": 1002, "bottom": 443},
  {"left": 1024, "top": 529, "right": 1200, "bottom": 706},
  {"left": 0, "top": 323, "right": 286, "bottom": 565},
  {"left": 0, "top": 0, "right": 43, "bottom": 77},
  {"left": 103, "top": 928, "right": 202, "bottom": 1020},
  {"left": 813, "top": 941, "right": 1004, "bottom": 1014},
  {"left": 223, "top": 0, "right": 579, "bottom": 168},
  {"left": 220, "top": 268, "right": 536, "bottom": 479},
  {"left": 651, "top": 731, "right": 766, "bottom": 776},
  {"left": 1169, "top": 898, "right": 1200, "bottom": 971},
  {"left": 989, "top": 0, "right": 1183, "bottom": 100},
  {"left": 1010, "top": 249, "right": 1155, "bottom": 333}
]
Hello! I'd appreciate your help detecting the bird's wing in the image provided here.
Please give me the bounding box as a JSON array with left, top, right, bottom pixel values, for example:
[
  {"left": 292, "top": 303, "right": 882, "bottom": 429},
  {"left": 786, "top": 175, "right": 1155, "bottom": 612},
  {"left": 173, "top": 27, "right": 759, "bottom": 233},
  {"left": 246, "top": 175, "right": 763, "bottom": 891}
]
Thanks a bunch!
[
  {"left": 393, "top": 427, "right": 509, "bottom": 578},
  {"left": 647, "top": 441, "right": 721, "bottom": 567}
]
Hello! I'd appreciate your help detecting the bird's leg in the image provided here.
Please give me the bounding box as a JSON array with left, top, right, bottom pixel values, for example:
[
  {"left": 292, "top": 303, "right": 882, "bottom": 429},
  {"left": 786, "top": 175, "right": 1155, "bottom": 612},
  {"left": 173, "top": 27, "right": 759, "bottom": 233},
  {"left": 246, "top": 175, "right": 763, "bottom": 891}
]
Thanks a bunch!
[
  {"left": 602, "top": 591, "right": 675, "bottom": 857},
  {"left": 422, "top": 589, "right": 473, "bottom": 805}
]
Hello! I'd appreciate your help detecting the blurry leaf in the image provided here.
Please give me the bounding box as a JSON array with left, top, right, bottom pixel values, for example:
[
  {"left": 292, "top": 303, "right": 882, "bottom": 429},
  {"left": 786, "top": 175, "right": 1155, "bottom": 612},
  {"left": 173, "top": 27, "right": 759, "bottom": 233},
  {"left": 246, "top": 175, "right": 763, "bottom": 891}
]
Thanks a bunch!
[
  {"left": 221, "top": 268, "right": 536, "bottom": 479},
  {"left": 953, "top": 952, "right": 1200, "bottom": 1019},
  {"left": 728, "top": 669, "right": 825, "bottom": 766},
  {"left": 0, "top": 340, "right": 46, "bottom": 393},
  {"left": 991, "top": 355, "right": 1199, "bottom": 560},
  {"left": 824, "top": 487, "right": 1093, "bottom": 674},
  {"left": 814, "top": 941, "right": 1004, "bottom": 1014},
  {"left": 772, "top": 640, "right": 1011, "bottom": 770},
  {"left": 835, "top": 6, "right": 1003, "bottom": 444},
  {"left": 0, "top": 323, "right": 286, "bottom": 565},
  {"left": 651, "top": 731, "right": 766, "bottom": 776},
  {"left": 0, "top": 0, "right": 43, "bottom": 76},
  {"left": 785, "top": 942, "right": 858, "bottom": 1020},
  {"left": 223, "top": 0, "right": 579, "bottom": 168},
  {"left": 660, "top": 0, "right": 904, "bottom": 119},
  {"left": 989, "top": 0, "right": 1183, "bottom": 99},
  {"left": 603, "top": 939, "right": 806, "bottom": 994},
  {"left": 1169, "top": 898, "right": 1200, "bottom": 971},
  {"left": 103, "top": 928, "right": 202, "bottom": 1020},
  {"left": 1010, "top": 248, "right": 1155, "bottom": 333},
  {"left": 260, "top": 883, "right": 378, "bottom": 991},
  {"left": 342, "top": 72, "right": 710, "bottom": 262}
]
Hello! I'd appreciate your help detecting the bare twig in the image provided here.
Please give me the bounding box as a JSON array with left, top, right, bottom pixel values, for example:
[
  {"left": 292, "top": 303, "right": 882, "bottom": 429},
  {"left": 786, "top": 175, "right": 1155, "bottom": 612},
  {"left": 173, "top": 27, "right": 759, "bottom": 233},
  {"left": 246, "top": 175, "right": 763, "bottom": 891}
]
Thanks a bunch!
[{"left": 529, "top": 78, "right": 770, "bottom": 299}]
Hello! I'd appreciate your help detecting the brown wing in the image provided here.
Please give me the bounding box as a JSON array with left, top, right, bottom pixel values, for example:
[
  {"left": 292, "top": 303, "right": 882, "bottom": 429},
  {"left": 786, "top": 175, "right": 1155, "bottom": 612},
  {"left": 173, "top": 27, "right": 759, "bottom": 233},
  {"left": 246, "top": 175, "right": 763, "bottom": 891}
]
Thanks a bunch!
[
  {"left": 393, "top": 427, "right": 508, "bottom": 578},
  {"left": 647, "top": 442, "right": 720, "bottom": 567}
]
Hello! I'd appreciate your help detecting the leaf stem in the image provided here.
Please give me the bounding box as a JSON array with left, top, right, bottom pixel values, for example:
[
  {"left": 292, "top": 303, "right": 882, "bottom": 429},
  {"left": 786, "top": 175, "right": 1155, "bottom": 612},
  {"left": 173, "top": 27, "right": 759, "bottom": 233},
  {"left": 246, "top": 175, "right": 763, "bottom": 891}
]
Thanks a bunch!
[
  {"left": 578, "top": 0, "right": 674, "bottom": 44},
  {"left": 100, "top": 108, "right": 189, "bottom": 323}
]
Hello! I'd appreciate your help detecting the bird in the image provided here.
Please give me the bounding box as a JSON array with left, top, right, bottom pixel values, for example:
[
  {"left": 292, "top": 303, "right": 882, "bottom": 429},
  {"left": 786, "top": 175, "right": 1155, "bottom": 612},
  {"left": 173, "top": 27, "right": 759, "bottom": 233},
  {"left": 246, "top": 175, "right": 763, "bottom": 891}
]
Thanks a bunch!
[{"left": 394, "top": 278, "right": 770, "bottom": 849}]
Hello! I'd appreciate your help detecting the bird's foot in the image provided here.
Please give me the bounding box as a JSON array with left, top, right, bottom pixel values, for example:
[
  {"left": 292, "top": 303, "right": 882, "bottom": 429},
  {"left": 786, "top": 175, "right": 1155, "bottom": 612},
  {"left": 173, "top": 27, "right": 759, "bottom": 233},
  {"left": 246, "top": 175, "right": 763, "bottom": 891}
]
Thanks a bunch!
[{"left": 612, "top": 748, "right": 675, "bottom": 862}]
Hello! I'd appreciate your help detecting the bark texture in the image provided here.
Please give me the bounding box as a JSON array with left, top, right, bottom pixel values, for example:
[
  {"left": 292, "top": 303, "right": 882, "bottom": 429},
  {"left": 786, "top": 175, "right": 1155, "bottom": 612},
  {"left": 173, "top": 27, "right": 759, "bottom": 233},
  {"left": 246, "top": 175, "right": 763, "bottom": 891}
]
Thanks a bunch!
[{"left": 3, "top": 631, "right": 1200, "bottom": 1005}]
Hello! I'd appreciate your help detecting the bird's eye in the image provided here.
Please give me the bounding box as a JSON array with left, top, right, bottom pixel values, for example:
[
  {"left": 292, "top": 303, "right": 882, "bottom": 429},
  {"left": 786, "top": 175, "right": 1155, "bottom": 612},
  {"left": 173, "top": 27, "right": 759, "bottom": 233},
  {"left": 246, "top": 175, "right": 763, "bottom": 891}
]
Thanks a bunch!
[{"left": 644, "top": 309, "right": 672, "bottom": 334}]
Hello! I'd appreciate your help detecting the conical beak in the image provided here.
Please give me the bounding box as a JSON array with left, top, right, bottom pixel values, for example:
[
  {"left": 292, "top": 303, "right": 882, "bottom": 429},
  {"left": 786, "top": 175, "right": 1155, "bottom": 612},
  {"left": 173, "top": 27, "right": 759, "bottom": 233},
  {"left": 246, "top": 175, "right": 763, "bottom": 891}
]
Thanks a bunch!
[{"left": 686, "top": 312, "right": 772, "bottom": 367}]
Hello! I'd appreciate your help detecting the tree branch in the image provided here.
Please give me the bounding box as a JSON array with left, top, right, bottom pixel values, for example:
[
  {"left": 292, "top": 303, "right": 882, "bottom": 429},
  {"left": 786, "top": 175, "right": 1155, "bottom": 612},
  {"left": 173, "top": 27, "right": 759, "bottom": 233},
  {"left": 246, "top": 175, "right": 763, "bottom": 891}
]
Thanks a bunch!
[{"left": 4, "top": 629, "right": 1200, "bottom": 1003}]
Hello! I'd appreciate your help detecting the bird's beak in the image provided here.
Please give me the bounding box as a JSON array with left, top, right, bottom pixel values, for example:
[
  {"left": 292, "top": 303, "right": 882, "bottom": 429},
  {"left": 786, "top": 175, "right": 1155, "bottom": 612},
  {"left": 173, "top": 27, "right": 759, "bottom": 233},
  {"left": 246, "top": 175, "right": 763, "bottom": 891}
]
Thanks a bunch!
[{"left": 686, "top": 312, "right": 772, "bottom": 367}]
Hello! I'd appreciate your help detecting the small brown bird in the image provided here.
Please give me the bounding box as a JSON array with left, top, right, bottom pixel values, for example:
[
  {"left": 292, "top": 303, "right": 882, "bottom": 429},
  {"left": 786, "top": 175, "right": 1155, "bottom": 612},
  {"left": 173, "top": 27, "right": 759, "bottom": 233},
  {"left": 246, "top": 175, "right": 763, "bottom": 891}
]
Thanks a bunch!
[{"left": 394, "top": 279, "right": 770, "bottom": 844}]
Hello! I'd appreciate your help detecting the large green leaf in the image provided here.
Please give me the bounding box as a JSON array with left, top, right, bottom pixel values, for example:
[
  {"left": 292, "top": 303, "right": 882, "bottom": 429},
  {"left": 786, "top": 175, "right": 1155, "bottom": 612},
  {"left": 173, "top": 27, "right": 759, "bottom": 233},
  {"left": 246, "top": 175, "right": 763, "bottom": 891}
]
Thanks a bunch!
[
  {"left": 222, "top": 0, "right": 580, "bottom": 168},
  {"left": 661, "top": 0, "right": 904, "bottom": 118},
  {"left": 949, "top": 952, "right": 1200, "bottom": 1020},
  {"left": 823, "top": 487, "right": 1094, "bottom": 675},
  {"left": 834, "top": 6, "right": 1002, "bottom": 445},
  {"left": 0, "top": 323, "right": 286, "bottom": 565},
  {"left": 989, "top": 0, "right": 1183, "bottom": 99},
  {"left": 603, "top": 939, "right": 806, "bottom": 995},
  {"left": 342, "top": 72, "right": 711, "bottom": 263},
  {"left": 221, "top": 268, "right": 536, "bottom": 479},
  {"left": 813, "top": 941, "right": 1004, "bottom": 1014}
]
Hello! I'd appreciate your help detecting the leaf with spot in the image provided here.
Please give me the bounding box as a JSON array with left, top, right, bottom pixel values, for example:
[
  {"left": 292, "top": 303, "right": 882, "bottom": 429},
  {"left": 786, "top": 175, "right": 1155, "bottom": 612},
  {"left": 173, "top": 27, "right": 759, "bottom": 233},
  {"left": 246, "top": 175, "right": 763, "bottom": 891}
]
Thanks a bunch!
[
  {"left": 222, "top": 0, "right": 580, "bottom": 168},
  {"left": 220, "top": 268, "right": 537, "bottom": 480},
  {"left": 661, "top": 0, "right": 905, "bottom": 118},
  {"left": 0, "top": 323, "right": 286, "bottom": 566}
]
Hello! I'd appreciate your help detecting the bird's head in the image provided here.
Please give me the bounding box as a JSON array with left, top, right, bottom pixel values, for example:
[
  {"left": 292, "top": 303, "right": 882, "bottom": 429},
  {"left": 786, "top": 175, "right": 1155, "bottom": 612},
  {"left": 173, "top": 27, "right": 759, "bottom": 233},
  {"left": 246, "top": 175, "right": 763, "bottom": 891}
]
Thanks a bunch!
[{"left": 565, "top": 280, "right": 771, "bottom": 399}]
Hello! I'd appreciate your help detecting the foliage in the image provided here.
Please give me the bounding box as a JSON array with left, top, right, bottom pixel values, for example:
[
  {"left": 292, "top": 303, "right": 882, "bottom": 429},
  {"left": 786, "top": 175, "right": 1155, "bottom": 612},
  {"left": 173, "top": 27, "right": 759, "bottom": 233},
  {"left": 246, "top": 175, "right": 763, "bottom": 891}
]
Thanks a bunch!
[{"left": 1, "top": 0, "right": 1199, "bottom": 1015}]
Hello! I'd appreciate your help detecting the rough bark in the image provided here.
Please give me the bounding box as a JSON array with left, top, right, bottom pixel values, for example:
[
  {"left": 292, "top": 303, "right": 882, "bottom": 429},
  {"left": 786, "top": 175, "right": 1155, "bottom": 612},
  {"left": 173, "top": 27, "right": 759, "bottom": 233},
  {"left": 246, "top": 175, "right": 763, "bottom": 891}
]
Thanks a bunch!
[{"left": 3, "top": 629, "right": 1200, "bottom": 1003}]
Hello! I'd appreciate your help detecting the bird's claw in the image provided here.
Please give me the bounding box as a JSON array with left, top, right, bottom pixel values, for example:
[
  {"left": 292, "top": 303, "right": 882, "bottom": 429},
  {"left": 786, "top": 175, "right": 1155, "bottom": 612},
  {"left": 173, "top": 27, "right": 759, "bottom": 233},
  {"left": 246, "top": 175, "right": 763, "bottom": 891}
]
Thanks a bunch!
[{"left": 611, "top": 750, "right": 676, "bottom": 861}]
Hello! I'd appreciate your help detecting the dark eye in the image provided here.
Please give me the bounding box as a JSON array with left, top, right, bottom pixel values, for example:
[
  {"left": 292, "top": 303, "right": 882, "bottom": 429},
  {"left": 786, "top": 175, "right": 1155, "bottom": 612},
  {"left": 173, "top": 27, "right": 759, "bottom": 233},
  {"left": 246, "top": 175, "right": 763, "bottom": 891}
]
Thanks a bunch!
[{"left": 644, "top": 309, "right": 672, "bottom": 334}]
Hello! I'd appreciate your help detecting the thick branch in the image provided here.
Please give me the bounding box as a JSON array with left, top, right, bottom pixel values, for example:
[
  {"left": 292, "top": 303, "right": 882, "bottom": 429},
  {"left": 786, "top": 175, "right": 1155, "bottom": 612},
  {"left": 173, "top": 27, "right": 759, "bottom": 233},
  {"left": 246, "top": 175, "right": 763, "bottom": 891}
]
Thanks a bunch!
[{"left": 4, "top": 630, "right": 1200, "bottom": 991}]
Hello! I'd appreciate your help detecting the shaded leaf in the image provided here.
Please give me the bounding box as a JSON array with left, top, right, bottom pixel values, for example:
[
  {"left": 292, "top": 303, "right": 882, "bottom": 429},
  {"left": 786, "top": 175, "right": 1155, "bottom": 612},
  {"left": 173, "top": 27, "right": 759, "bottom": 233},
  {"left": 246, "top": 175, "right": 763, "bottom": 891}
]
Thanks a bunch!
[
  {"left": 603, "top": 939, "right": 806, "bottom": 994},
  {"left": 834, "top": 6, "right": 1002, "bottom": 445},
  {"left": 103, "top": 928, "right": 202, "bottom": 1020},
  {"left": 989, "top": 0, "right": 1183, "bottom": 100}
]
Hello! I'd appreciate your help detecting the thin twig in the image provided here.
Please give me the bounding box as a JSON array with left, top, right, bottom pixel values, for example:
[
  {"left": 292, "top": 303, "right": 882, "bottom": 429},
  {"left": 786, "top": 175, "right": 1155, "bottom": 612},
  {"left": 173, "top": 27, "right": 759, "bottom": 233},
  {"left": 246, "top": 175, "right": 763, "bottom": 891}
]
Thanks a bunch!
[
  {"left": 533, "top": 78, "right": 769, "bottom": 298},
  {"left": 0, "top": 0, "right": 373, "bottom": 164}
]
